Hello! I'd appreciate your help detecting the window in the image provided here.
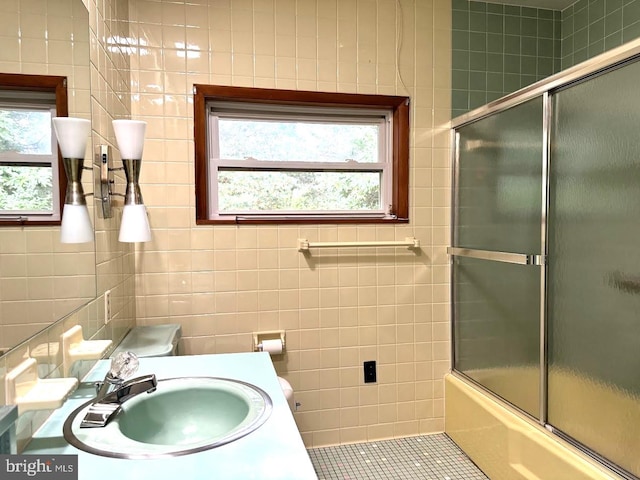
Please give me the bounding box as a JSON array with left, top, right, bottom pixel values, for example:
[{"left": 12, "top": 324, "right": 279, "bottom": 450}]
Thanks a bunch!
[
  {"left": 0, "top": 74, "right": 68, "bottom": 225},
  {"left": 194, "top": 85, "right": 409, "bottom": 224}
]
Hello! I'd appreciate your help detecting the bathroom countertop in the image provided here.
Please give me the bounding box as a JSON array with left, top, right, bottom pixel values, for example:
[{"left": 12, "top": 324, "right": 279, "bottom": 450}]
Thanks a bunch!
[{"left": 24, "top": 352, "right": 318, "bottom": 480}]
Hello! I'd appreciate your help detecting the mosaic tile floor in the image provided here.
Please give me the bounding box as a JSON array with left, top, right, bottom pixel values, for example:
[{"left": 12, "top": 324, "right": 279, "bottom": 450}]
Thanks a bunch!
[{"left": 307, "top": 433, "right": 488, "bottom": 480}]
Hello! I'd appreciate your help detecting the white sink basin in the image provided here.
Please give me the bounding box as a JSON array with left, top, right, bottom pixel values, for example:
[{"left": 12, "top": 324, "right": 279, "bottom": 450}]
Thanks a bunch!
[{"left": 63, "top": 377, "right": 272, "bottom": 458}]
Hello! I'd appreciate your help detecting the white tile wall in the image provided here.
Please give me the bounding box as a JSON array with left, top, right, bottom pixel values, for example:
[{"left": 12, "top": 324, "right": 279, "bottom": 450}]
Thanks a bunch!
[
  {"left": 0, "top": 0, "right": 136, "bottom": 450},
  {"left": 0, "top": 0, "right": 453, "bottom": 451},
  {"left": 130, "top": 0, "right": 452, "bottom": 447}
]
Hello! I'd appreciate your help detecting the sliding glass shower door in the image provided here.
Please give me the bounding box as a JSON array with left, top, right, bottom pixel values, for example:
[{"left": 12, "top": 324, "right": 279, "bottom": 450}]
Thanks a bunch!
[
  {"left": 451, "top": 49, "right": 640, "bottom": 479},
  {"left": 547, "top": 59, "right": 640, "bottom": 478},
  {"left": 452, "top": 97, "right": 544, "bottom": 418}
]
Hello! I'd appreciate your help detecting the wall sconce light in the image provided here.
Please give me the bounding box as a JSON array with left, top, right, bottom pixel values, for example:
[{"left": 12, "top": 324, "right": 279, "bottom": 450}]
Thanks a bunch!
[
  {"left": 113, "top": 120, "right": 151, "bottom": 243},
  {"left": 52, "top": 117, "right": 93, "bottom": 244},
  {"left": 96, "top": 120, "right": 151, "bottom": 243}
]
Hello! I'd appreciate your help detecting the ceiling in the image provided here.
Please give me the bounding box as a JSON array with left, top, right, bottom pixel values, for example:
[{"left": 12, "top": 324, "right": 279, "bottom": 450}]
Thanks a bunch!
[{"left": 472, "top": 0, "right": 575, "bottom": 9}]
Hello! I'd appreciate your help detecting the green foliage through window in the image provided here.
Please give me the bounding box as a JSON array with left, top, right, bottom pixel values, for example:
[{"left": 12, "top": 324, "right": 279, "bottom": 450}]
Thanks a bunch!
[
  {"left": 219, "top": 170, "right": 381, "bottom": 212},
  {"left": 218, "top": 119, "right": 378, "bottom": 163},
  {"left": 214, "top": 116, "right": 384, "bottom": 213},
  {"left": 0, "top": 166, "right": 53, "bottom": 211},
  {"left": 0, "top": 109, "right": 52, "bottom": 155},
  {"left": 0, "top": 108, "right": 55, "bottom": 212}
]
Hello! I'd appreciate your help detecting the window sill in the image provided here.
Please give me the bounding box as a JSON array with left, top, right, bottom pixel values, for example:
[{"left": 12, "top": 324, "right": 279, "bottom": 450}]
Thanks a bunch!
[
  {"left": 0, "top": 218, "right": 61, "bottom": 227},
  {"left": 196, "top": 216, "right": 409, "bottom": 225}
]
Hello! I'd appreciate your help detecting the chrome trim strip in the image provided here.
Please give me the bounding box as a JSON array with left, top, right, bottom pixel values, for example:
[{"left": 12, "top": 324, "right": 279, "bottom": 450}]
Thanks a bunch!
[
  {"left": 449, "top": 131, "right": 461, "bottom": 371},
  {"left": 447, "top": 247, "right": 544, "bottom": 266},
  {"left": 451, "top": 38, "right": 640, "bottom": 129},
  {"left": 539, "top": 91, "right": 552, "bottom": 424},
  {"left": 549, "top": 427, "right": 638, "bottom": 480}
]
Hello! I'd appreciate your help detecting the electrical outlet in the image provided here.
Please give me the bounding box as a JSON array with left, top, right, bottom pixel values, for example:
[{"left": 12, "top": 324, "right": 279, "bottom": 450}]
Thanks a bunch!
[
  {"left": 363, "top": 360, "right": 377, "bottom": 383},
  {"left": 104, "top": 289, "right": 111, "bottom": 325}
]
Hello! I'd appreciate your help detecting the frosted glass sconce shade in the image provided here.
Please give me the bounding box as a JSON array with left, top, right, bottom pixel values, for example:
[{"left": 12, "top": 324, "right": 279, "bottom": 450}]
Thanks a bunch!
[
  {"left": 52, "top": 117, "right": 93, "bottom": 244},
  {"left": 60, "top": 204, "right": 93, "bottom": 243},
  {"left": 119, "top": 204, "right": 151, "bottom": 242},
  {"left": 113, "top": 120, "right": 146, "bottom": 159},
  {"left": 52, "top": 117, "right": 90, "bottom": 159}
]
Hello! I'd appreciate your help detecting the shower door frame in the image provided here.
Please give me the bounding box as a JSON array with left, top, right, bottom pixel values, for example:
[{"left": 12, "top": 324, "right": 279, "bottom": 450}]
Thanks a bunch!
[
  {"left": 449, "top": 91, "right": 551, "bottom": 423},
  {"left": 449, "top": 37, "right": 640, "bottom": 478}
]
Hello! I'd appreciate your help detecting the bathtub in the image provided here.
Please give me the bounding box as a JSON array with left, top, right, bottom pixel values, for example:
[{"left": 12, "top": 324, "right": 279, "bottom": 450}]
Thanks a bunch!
[{"left": 445, "top": 373, "right": 621, "bottom": 480}]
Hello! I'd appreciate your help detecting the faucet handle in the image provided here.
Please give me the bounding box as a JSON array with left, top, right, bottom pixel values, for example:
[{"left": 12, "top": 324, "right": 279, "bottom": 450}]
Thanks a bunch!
[{"left": 109, "top": 351, "right": 139, "bottom": 381}]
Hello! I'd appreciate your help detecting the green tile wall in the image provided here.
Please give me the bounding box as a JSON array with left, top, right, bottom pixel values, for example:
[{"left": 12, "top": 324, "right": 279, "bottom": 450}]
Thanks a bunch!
[
  {"left": 561, "top": 0, "right": 640, "bottom": 69},
  {"left": 452, "top": 0, "right": 640, "bottom": 118},
  {"left": 452, "top": 0, "right": 562, "bottom": 118}
]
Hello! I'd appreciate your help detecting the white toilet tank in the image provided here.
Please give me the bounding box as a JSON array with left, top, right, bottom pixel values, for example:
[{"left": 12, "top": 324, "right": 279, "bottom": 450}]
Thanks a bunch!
[{"left": 112, "top": 324, "right": 182, "bottom": 358}]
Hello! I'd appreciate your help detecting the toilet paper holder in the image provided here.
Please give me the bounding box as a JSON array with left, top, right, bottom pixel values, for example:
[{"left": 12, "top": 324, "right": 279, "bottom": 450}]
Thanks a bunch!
[{"left": 253, "top": 331, "right": 286, "bottom": 354}]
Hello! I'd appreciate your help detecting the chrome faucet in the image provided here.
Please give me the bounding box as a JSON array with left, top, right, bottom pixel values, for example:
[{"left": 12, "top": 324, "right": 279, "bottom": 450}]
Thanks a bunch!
[
  {"left": 98, "top": 373, "right": 157, "bottom": 404},
  {"left": 80, "top": 352, "right": 157, "bottom": 428}
]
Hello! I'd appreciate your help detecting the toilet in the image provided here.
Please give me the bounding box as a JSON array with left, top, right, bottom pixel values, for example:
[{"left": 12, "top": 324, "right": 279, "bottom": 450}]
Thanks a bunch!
[
  {"left": 113, "top": 325, "right": 296, "bottom": 412},
  {"left": 278, "top": 376, "right": 295, "bottom": 412},
  {"left": 112, "top": 324, "right": 182, "bottom": 358}
]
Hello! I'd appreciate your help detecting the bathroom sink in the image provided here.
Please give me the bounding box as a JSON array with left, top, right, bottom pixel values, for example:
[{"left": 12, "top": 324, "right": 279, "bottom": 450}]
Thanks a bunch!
[{"left": 63, "top": 377, "right": 272, "bottom": 458}]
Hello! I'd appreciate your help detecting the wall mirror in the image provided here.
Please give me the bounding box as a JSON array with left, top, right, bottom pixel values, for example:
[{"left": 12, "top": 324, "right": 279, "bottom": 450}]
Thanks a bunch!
[{"left": 0, "top": 0, "right": 96, "bottom": 354}]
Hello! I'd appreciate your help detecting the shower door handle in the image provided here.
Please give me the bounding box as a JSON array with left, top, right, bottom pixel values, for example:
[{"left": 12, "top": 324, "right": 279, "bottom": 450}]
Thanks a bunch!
[{"left": 447, "top": 247, "right": 545, "bottom": 266}]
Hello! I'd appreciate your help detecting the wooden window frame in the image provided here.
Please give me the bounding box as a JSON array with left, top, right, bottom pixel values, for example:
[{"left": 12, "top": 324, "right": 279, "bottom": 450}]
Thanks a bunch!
[
  {"left": 0, "top": 73, "right": 68, "bottom": 226},
  {"left": 194, "top": 85, "right": 409, "bottom": 225}
]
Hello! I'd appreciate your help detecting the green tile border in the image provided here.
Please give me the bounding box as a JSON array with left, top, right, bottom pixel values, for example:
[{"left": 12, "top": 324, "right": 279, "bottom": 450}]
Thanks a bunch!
[
  {"left": 452, "top": 0, "right": 640, "bottom": 117},
  {"left": 451, "top": 1, "right": 561, "bottom": 116}
]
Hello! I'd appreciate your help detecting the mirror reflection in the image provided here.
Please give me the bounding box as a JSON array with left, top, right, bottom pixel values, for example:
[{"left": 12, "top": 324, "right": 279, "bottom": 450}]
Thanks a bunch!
[{"left": 0, "top": 0, "right": 96, "bottom": 353}]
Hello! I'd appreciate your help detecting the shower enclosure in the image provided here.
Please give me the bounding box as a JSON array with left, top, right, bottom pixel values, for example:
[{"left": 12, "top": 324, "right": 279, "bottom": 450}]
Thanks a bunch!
[{"left": 449, "top": 39, "right": 640, "bottom": 480}]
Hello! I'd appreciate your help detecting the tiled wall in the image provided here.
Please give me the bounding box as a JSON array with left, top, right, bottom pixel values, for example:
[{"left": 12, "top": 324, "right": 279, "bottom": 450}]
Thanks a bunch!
[
  {"left": 89, "top": 0, "right": 138, "bottom": 345},
  {"left": 0, "top": 0, "right": 136, "bottom": 451},
  {"left": 451, "top": 0, "right": 561, "bottom": 118},
  {"left": 452, "top": 0, "right": 640, "bottom": 118},
  {"left": 561, "top": 0, "right": 640, "bottom": 69},
  {"left": 129, "top": 0, "right": 452, "bottom": 447},
  {"left": 0, "top": 0, "right": 95, "bottom": 350}
]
